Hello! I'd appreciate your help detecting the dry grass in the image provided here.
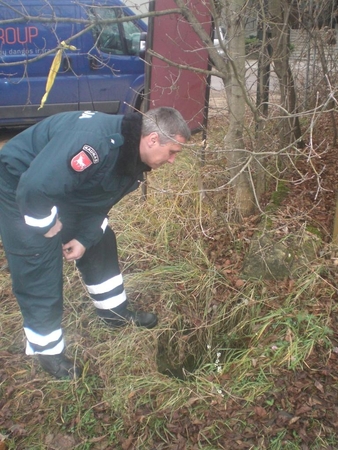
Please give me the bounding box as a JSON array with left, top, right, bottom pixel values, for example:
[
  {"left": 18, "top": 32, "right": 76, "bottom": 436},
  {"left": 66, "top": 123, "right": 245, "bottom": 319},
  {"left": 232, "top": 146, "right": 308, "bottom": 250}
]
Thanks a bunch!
[{"left": 1, "top": 120, "right": 338, "bottom": 449}]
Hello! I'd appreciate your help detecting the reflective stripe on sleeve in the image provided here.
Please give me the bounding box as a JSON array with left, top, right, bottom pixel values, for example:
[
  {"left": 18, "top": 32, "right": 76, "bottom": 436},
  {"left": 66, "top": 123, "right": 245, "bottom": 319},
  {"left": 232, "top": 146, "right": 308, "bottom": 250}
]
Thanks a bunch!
[
  {"left": 86, "top": 273, "right": 123, "bottom": 295},
  {"left": 24, "top": 205, "right": 58, "bottom": 228},
  {"left": 101, "top": 217, "right": 108, "bottom": 232},
  {"left": 92, "top": 290, "right": 127, "bottom": 310}
]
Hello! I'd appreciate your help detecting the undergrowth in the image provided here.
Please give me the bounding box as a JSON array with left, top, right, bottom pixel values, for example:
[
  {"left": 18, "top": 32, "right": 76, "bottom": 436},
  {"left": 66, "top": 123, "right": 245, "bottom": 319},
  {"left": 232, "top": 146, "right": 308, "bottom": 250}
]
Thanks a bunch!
[{"left": 1, "top": 124, "right": 338, "bottom": 449}]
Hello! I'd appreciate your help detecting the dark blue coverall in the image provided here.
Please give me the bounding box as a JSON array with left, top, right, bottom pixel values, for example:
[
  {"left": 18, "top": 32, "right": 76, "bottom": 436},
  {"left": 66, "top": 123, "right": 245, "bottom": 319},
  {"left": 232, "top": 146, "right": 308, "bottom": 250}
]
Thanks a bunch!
[{"left": 0, "top": 110, "right": 150, "bottom": 355}]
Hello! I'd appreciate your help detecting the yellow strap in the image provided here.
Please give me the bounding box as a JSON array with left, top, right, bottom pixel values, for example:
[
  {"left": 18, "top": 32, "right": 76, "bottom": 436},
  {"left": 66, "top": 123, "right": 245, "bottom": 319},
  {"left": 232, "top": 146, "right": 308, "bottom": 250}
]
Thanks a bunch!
[{"left": 38, "top": 41, "right": 78, "bottom": 110}]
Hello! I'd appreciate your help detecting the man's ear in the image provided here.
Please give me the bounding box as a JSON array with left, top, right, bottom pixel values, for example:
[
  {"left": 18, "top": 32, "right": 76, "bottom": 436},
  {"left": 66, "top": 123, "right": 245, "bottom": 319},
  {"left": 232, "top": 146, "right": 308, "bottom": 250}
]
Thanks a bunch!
[{"left": 148, "top": 132, "right": 159, "bottom": 147}]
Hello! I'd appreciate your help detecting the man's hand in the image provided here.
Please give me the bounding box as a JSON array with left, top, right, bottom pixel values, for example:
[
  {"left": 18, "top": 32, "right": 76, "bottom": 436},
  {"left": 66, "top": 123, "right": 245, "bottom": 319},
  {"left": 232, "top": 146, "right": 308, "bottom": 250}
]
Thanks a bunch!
[
  {"left": 62, "top": 239, "right": 86, "bottom": 261},
  {"left": 44, "top": 218, "right": 63, "bottom": 238}
]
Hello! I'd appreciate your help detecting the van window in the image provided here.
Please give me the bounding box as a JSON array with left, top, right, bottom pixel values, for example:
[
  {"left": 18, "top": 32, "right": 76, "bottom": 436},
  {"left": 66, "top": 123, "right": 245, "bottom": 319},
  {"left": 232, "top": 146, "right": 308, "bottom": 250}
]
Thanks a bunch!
[
  {"left": 90, "top": 7, "right": 142, "bottom": 55},
  {"left": 122, "top": 20, "right": 144, "bottom": 55}
]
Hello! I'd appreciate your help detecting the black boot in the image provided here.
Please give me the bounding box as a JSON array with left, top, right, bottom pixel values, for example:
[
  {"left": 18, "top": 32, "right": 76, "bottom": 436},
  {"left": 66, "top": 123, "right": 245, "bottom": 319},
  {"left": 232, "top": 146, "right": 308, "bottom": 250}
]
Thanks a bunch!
[
  {"left": 101, "top": 309, "right": 158, "bottom": 329},
  {"left": 38, "top": 352, "right": 82, "bottom": 379},
  {"left": 124, "top": 309, "right": 158, "bottom": 328}
]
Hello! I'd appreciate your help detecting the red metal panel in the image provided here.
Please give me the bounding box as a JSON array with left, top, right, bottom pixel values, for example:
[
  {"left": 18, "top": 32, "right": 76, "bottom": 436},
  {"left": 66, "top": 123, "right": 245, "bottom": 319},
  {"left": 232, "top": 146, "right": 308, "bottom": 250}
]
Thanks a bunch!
[{"left": 145, "top": 0, "right": 212, "bottom": 132}]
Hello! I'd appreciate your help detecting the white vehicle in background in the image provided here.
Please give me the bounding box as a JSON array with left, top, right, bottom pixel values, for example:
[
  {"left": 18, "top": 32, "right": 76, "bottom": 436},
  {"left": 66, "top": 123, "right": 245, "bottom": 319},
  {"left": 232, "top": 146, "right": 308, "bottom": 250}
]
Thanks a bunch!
[{"left": 213, "top": 26, "right": 227, "bottom": 55}]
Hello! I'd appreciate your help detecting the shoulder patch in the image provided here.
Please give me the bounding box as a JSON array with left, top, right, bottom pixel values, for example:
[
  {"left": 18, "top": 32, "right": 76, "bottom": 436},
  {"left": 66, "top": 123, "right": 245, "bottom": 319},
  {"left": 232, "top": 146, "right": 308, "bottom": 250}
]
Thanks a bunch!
[
  {"left": 70, "top": 145, "right": 99, "bottom": 172},
  {"left": 82, "top": 144, "right": 99, "bottom": 164},
  {"left": 71, "top": 150, "right": 93, "bottom": 172}
]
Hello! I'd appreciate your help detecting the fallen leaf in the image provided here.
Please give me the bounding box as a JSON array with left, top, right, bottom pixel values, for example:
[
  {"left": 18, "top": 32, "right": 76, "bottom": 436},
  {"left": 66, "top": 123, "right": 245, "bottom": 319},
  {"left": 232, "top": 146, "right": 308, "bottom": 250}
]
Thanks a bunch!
[
  {"left": 254, "top": 406, "right": 267, "bottom": 417},
  {"left": 295, "top": 404, "right": 312, "bottom": 415},
  {"left": 289, "top": 416, "right": 300, "bottom": 425},
  {"left": 185, "top": 397, "right": 200, "bottom": 407},
  {"left": 314, "top": 380, "right": 324, "bottom": 394},
  {"left": 235, "top": 279, "right": 245, "bottom": 288},
  {"left": 121, "top": 435, "right": 134, "bottom": 450}
]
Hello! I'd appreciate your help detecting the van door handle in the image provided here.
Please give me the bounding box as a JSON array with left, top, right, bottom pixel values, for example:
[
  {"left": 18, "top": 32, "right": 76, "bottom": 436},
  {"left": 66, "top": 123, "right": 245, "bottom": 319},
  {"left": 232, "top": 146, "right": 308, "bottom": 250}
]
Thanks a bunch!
[{"left": 89, "top": 55, "right": 101, "bottom": 70}]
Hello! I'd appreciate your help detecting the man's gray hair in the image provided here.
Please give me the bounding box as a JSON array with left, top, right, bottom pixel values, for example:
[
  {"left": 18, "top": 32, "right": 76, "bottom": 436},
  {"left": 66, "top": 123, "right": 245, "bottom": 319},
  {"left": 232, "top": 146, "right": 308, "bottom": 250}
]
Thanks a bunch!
[{"left": 142, "top": 107, "right": 191, "bottom": 144}]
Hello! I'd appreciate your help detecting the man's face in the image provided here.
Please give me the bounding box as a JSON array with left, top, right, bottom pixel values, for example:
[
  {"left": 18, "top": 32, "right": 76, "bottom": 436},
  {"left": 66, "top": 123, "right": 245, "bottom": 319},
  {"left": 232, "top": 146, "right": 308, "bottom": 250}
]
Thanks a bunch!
[{"left": 139, "top": 133, "right": 186, "bottom": 169}]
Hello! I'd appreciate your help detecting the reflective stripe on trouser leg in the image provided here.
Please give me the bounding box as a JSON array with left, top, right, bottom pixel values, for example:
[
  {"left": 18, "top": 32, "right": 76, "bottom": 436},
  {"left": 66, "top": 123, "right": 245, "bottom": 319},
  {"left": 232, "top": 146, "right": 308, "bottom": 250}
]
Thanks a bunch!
[
  {"left": 76, "top": 226, "right": 128, "bottom": 315},
  {"left": 5, "top": 242, "right": 65, "bottom": 355},
  {"left": 0, "top": 181, "right": 65, "bottom": 355},
  {"left": 24, "top": 327, "right": 64, "bottom": 356}
]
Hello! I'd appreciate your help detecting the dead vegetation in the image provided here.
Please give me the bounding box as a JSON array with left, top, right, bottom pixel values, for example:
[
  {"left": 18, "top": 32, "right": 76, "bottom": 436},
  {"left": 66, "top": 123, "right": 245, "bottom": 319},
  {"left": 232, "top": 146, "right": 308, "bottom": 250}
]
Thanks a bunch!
[{"left": 1, "top": 111, "right": 338, "bottom": 449}]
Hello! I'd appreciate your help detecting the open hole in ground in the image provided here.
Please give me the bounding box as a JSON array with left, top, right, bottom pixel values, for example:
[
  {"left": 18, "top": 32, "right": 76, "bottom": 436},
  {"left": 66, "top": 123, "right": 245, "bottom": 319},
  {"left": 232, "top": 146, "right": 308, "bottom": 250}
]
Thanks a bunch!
[{"left": 156, "top": 329, "right": 200, "bottom": 380}]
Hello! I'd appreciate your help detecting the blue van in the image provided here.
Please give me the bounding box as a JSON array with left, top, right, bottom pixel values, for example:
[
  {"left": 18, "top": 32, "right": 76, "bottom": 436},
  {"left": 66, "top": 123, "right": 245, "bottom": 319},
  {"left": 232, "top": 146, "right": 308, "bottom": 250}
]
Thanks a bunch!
[{"left": 0, "top": 0, "right": 147, "bottom": 127}]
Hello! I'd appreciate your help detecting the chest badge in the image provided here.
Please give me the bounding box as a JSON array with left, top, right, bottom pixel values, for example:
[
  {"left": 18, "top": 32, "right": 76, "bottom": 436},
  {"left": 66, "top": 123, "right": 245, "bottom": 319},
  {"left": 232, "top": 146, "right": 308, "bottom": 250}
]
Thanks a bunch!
[{"left": 71, "top": 150, "right": 93, "bottom": 172}]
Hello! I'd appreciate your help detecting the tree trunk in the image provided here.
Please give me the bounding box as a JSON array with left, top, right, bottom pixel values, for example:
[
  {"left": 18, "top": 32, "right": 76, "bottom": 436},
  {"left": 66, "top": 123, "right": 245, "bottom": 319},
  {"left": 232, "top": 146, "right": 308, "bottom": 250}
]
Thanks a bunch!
[
  {"left": 268, "top": 0, "right": 303, "bottom": 149},
  {"left": 333, "top": 190, "right": 338, "bottom": 244},
  {"left": 223, "top": 0, "right": 256, "bottom": 219}
]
